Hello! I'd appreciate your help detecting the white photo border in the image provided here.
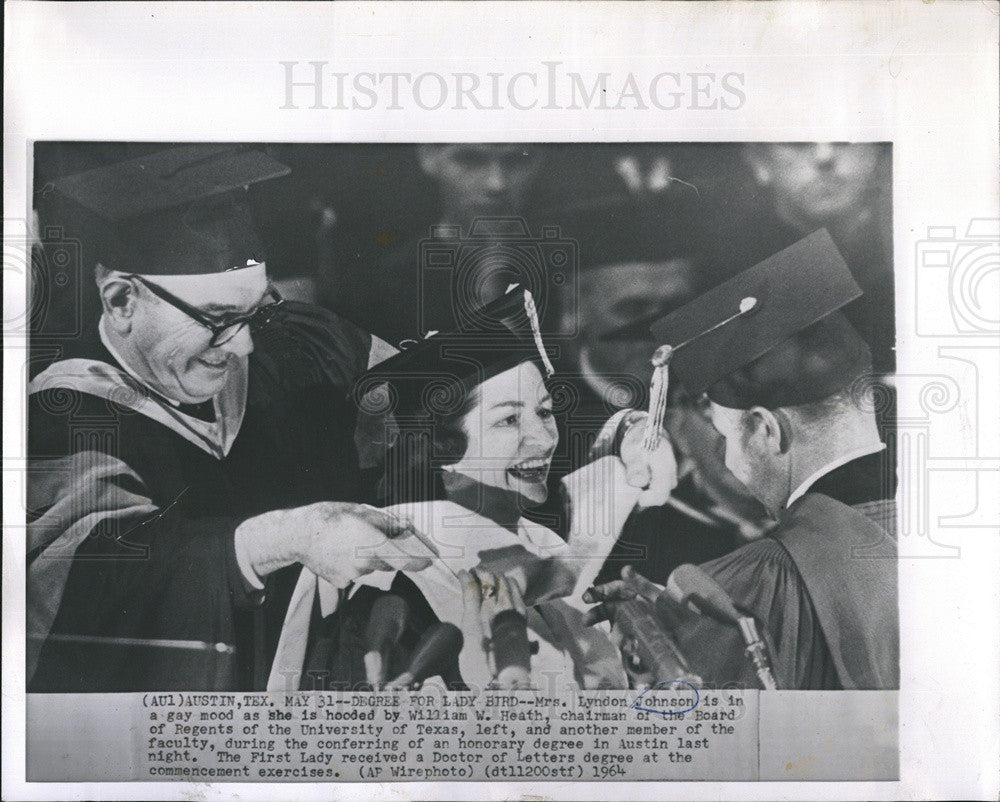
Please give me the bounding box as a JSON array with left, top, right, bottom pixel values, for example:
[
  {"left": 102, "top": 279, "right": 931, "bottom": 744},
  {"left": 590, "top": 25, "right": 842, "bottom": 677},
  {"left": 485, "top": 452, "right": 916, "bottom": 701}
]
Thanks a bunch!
[{"left": 4, "top": 1, "right": 999, "bottom": 800}]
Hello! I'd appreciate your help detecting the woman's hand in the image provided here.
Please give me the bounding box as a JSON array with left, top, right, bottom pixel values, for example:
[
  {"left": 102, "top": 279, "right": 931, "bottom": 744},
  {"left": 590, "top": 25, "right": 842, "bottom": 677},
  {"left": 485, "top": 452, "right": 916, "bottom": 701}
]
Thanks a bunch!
[
  {"left": 458, "top": 569, "right": 533, "bottom": 690},
  {"left": 457, "top": 569, "right": 492, "bottom": 689}
]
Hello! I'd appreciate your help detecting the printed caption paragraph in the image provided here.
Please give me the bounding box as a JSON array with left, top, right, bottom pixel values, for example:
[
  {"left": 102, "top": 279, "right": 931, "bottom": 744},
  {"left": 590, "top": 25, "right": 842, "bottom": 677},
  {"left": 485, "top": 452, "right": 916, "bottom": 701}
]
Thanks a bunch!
[{"left": 141, "top": 689, "right": 758, "bottom": 781}]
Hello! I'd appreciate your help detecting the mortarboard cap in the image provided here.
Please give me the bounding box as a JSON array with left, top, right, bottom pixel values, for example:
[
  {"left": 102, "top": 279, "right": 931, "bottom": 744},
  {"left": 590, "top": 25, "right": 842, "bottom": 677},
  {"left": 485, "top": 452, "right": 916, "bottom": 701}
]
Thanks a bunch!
[
  {"left": 650, "top": 229, "right": 871, "bottom": 409},
  {"left": 50, "top": 145, "right": 290, "bottom": 276},
  {"left": 355, "top": 285, "right": 554, "bottom": 421}
]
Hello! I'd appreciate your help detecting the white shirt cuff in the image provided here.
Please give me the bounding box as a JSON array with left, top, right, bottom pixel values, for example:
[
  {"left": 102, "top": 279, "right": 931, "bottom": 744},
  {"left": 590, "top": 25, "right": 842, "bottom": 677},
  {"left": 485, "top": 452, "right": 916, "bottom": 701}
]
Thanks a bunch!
[{"left": 233, "top": 524, "right": 267, "bottom": 592}]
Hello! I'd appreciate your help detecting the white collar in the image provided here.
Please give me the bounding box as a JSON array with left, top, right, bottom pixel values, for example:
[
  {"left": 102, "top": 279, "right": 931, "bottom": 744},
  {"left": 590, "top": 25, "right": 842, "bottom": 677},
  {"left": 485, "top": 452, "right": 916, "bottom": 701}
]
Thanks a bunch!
[
  {"left": 99, "top": 315, "right": 184, "bottom": 406},
  {"left": 786, "top": 442, "right": 886, "bottom": 508}
]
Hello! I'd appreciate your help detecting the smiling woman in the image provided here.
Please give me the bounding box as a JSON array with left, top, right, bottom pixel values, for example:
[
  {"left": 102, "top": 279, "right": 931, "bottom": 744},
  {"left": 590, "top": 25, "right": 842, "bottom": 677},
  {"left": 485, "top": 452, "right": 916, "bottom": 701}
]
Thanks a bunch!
[
  {"left": 455, "top": 363, "right": 559, "bottom": 506},
  {"left": 269, "top": 287, "right": 648, "bottom": 692},
  {"left": 383, "top": 353, "right": 558, "bottom": 511}
]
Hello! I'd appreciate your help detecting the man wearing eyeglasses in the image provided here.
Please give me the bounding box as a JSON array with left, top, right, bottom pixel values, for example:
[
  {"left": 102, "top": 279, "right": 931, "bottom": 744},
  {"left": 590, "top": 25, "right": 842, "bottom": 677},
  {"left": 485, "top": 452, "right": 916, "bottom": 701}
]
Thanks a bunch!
[
  {"left": 98, "top": 270, "right": 280, "bottom": 411},
  {"left": 27, "top": 146, "right": 429, "bottom": 692}
]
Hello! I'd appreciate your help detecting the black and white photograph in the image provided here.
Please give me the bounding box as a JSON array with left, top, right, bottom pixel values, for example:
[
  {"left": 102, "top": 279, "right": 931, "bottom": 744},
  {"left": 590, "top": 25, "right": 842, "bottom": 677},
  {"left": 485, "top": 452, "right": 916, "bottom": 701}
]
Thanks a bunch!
[
  {"left": 25, "top": 140, "right": 898, "bottom": 696},
  {"left": 4, "top": 2, "right": 998, "bottom": 800}
]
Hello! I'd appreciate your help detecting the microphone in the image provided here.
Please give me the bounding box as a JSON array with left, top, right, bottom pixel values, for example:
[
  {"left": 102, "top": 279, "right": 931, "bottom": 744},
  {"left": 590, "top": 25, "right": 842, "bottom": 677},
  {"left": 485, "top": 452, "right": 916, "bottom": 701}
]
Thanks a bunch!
[
  {"left": 385, "top": 622, "right": 463, "bottom": 690},
  {"left": 661, "top": 564, "right": 778, "bottom": 690},
  {"left": 488, "top": 609, "right": 533, "bottom": 690},
  {"left": 610, "top": 598, "right": 702, "bottom": 687},
  {"left": 363, "top": 593, "right": 409, "bottom": 689},
  {"left": 737, "top": 616, "right": 778, "bottom": 691}
]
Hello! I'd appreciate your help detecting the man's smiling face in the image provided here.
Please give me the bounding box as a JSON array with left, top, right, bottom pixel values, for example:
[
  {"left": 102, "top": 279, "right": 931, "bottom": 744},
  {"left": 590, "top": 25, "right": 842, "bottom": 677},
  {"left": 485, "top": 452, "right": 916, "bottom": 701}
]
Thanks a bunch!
[{"left": 115, "top": 265, "right": 269, "bottom": 403}]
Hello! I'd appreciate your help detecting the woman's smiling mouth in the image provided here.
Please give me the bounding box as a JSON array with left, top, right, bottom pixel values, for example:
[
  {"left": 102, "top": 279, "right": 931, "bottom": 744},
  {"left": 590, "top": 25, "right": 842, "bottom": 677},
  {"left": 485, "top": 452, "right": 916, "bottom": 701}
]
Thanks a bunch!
[{"left": 506, "top": 456, "right": 552, "bottom": 484}]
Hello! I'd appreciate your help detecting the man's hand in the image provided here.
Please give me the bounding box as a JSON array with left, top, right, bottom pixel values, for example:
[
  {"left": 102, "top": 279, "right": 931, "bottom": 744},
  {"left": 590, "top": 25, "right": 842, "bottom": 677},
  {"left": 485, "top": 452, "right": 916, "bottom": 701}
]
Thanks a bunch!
[
  {"left": 618, "top": 411, "right": 678, "bottom": 508},
  {"left": 581, "top": 566, "right": 662, "bottom": 689},
  {"left": 582, "top": 565, "right": 665, "bottom": 626},
  {"left": 235, "top": 502, "right": 432, "bottom": 588}
]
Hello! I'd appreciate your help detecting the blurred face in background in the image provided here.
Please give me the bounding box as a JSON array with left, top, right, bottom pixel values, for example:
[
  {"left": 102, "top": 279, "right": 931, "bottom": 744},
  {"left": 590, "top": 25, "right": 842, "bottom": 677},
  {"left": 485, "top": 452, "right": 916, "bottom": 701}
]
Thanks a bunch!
[
  {"left": 747, "top": 142, "right": 881, "bottom": 227},
  {"left": 418, "top": 144, "right": 543, "bottom": 223},
  {"left": 577, "top": 260, "right": 695, "bottom": 389}
]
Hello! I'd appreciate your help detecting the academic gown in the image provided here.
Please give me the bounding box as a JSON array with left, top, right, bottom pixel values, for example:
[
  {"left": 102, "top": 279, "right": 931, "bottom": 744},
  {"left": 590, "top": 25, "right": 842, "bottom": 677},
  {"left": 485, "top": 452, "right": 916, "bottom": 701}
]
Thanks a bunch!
[
  {"left": 27, "top": 309, "right": 371, "bottom": 692},
  {"left": 269, "top": 457, "right": 644, "bottom": 692},
  {"left": 670, "top": 450, "right": 899, "bottom": 690}
]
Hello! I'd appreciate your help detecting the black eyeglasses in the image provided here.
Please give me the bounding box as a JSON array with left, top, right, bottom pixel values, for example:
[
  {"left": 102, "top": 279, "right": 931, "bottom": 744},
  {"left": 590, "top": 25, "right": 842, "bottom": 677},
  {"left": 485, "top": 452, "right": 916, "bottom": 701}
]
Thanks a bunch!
[{"left": 129, "top": 274, "right": 284, "bottom": 347}]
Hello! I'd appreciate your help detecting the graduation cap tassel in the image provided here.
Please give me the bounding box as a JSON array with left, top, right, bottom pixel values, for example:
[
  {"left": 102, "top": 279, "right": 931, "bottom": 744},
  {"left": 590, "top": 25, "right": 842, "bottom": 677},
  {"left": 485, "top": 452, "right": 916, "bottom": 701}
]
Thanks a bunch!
[
  {"left": 522, "top": 290, "right": 555, "bottom": 378},
  {"left": 642, "top": 346, "right": 673, "bottom": 452},
  {"left": 641, "top": 297, "right": 758, "bottom": 452}
]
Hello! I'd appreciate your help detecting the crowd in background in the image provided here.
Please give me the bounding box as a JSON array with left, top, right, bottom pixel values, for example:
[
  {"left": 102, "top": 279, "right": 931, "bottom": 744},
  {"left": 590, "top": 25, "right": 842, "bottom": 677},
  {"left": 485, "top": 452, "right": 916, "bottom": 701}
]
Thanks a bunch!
[
  {"left": 249, "top": 142, "right": 893, "bottom": 374},
  {"left": 33, "top": 141, "right": 894, "bottom": 375}
]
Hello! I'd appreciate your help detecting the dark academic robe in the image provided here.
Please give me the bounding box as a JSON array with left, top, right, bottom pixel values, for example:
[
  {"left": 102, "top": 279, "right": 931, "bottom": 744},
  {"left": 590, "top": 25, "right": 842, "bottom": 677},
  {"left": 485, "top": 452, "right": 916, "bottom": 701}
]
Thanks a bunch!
[
  {"left": 27, "top": 306, "right": 371, "bottom": 692},
  {"left": 592, "top": 476, "right": 742, "bottom": 588},
  {"left": 671, "top": 450, "right": 899, "bottom": 690}
]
